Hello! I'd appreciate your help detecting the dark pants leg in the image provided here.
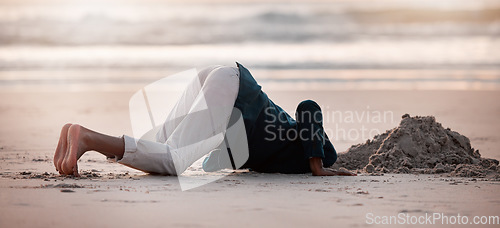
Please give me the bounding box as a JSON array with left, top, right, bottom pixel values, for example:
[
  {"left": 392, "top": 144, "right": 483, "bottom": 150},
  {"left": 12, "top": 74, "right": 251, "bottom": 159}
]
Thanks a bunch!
[{"left": 295, "top": 100, "right": 337, "bottom": 167}]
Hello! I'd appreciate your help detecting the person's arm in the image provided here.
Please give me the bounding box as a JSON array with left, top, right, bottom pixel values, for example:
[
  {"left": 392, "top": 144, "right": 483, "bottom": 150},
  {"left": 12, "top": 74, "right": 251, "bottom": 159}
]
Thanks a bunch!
[{"left": 309, "top": 157, "right": 357, "bottom": 176}]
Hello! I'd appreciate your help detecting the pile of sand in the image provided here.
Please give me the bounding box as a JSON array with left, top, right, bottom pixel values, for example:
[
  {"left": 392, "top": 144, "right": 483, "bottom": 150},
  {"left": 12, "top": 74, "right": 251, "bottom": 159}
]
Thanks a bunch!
[{"left": 332, "top": 114, "right": 499, "bottom": 177}]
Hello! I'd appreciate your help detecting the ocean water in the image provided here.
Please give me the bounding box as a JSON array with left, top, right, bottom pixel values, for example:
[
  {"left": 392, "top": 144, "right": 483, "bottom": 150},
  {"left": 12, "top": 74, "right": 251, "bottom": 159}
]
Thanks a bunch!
[{"left": 0, "top": 0, "right": 499, "bottom": 90}]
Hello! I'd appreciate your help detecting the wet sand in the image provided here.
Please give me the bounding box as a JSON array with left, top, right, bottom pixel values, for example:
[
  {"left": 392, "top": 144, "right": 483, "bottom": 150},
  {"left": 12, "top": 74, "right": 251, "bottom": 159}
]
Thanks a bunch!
[{"left": 0, "top": 89, "right": 499, "bottom": 227}]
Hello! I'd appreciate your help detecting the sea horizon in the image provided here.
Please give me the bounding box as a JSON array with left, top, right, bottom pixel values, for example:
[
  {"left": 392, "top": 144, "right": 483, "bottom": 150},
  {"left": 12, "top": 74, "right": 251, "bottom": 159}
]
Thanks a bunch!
[{"left": 1, "top": 0, "right": 499, "bottom": 90}]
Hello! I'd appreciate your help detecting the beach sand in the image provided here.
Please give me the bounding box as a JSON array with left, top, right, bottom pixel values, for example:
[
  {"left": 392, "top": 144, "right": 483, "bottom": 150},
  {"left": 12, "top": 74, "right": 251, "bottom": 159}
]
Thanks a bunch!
[{"left": 1, "top": 89, "right": 499, "bottom": 227}]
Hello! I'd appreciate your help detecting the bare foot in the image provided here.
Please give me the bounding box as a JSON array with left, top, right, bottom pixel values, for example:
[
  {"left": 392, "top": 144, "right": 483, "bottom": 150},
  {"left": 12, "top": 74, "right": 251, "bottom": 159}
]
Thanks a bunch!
[
  {"left": 61, "top": 124, "right": 88, "bottom": 176},
  {"left": 54, "top": 123, "right": 72, "bottom": 174}
]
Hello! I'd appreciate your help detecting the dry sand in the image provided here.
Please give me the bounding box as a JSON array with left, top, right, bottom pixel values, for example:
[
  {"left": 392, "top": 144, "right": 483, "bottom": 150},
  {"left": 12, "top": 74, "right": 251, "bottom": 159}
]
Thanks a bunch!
[
  {"left": 333, "top": 115, "right": 500, "bottom": 177},
  {"left": 1, "top": 89, "right": 499, "bottom": 227}
]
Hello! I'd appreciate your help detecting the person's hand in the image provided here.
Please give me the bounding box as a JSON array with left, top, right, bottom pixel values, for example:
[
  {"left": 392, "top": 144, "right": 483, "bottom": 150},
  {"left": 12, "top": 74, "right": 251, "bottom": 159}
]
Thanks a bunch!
[
  {"left": 324, "top": 168, "right": 357, "bottom": 176},
  {"left": 309, "top": 157, "right": 357, "bottom": 176}
]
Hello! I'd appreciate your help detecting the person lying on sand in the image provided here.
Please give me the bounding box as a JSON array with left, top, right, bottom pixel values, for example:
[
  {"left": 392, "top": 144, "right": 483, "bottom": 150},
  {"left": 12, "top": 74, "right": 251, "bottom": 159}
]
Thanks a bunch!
[{"left": 53, "top": 63, "right": 356, "bottom": 177}]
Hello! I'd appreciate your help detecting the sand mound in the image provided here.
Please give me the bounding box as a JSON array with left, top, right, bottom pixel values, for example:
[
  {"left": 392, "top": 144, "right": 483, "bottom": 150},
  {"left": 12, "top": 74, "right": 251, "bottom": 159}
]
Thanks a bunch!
[{"left": 332, "top": 114, "right": 499, "bottom": 177}]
